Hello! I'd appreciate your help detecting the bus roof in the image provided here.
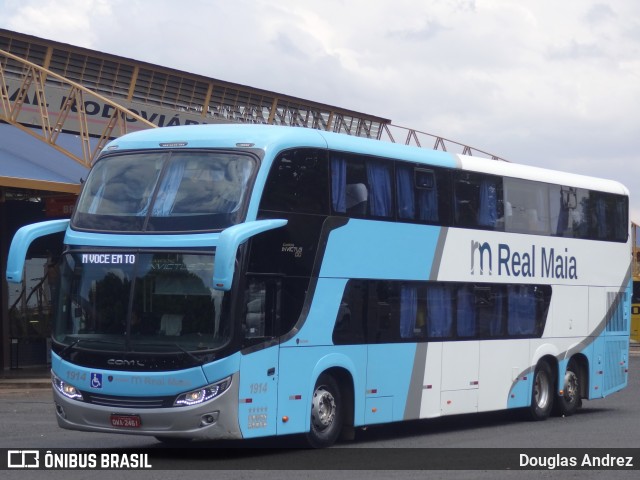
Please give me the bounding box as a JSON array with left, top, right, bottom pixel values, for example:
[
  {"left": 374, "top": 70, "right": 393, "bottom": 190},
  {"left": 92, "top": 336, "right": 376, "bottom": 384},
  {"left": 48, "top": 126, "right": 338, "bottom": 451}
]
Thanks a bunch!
[
  {"left": 456, "top": 154, "right": 629, "bottom": 196},
  {"left": 105, "top": 123, "right": 456, "bottom": 168},
  {"left": 104, "top": 124, "right": 628, "bottom": 196}
]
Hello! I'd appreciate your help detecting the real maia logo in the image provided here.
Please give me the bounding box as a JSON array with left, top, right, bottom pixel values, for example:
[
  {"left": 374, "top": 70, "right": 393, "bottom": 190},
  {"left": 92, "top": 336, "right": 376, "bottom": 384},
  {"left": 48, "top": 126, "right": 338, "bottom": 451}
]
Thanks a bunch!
[{"left": 470, "top": 240, "right": 578, "bottom": 279}]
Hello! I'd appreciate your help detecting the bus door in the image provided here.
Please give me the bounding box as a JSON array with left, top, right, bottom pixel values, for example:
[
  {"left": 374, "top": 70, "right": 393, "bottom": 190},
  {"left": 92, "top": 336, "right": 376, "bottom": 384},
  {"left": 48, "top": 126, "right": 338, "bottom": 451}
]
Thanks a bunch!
[
  {"left": 237, "top": 276, "right": 281, "bottom": 438},
  {"left": 429, "top": 284, "right": 479, "bottom": 416},
  {"left": 365, "top": 282, "right": 419, "bottom": 425}
]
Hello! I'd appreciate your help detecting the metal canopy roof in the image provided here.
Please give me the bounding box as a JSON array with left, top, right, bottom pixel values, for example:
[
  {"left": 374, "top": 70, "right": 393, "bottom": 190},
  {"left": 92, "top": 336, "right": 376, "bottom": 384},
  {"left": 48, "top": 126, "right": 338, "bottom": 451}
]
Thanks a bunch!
[{"left": 0, "top": 123, "right": 89, "bottom": 193}]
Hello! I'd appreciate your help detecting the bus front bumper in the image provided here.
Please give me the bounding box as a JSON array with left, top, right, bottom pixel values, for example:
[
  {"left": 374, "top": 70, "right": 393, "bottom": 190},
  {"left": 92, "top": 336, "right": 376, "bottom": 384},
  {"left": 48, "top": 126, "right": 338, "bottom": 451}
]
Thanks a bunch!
[{"left": 52, "top": 373, "right": 243, "bottom": 441}]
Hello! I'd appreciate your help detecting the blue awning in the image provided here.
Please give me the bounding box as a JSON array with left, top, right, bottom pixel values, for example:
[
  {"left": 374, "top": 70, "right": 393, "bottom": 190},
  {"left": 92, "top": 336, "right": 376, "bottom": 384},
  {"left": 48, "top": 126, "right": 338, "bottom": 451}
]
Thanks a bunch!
[{"left": 0, "top": 123, "right": 90, "bottom": 193}]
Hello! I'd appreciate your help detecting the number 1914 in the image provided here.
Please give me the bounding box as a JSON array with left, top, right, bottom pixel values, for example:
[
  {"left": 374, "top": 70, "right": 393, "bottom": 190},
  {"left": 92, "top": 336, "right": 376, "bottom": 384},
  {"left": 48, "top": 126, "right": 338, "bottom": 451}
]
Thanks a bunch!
[{"left": 249, "top": 382, "right": 268, "bottom": 394}]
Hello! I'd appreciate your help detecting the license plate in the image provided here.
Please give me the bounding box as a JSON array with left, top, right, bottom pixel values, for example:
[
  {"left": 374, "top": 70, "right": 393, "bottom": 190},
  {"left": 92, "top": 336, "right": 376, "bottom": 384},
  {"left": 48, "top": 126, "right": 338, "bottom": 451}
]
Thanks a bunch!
[{"left": 110, "top": 414, "right": 141, "bottom": 428}]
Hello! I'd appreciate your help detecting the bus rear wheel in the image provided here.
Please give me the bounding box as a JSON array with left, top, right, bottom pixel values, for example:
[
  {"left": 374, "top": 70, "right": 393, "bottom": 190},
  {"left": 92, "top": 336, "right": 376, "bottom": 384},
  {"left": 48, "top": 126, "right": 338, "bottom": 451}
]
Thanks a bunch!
[
  {"left": 529, "top": 361, "right": 554, "bottom": 421},
  {"left": 305, "top": 373, "right": 343, "bottom": 448},
  {"left": 554, "top": 359, "right": 582, "bottom": 416}
]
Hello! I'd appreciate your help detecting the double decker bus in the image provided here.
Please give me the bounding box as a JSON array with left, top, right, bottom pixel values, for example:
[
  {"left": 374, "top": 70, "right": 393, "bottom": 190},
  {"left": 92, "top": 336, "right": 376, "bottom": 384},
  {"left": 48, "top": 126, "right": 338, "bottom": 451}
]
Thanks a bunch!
[{"left": 7, "top": 124, "right": 631, "bottom": 447}]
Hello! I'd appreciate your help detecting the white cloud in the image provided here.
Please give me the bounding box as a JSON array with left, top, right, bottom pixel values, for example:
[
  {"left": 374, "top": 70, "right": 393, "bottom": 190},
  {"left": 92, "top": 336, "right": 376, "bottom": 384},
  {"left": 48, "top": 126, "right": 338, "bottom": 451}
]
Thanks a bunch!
[
  {"left": 3, "top": 0, "right": 112, "bottom": 48},
  {"left": 1, "top": 0, "right": 640, "bottom": 219}
]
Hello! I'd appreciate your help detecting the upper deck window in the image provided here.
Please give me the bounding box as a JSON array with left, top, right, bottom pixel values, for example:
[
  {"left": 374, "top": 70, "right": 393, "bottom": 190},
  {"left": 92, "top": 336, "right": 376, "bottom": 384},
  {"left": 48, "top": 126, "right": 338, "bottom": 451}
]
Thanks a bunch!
[
  {"left": 259, "top": 149, "right": 329, "bottom": 214},
  {"left": 330, "top": 153, "right": 393, "bottom": 219},
  {"left": 73, "top": 151, "right": 257, "bottom": 232}
]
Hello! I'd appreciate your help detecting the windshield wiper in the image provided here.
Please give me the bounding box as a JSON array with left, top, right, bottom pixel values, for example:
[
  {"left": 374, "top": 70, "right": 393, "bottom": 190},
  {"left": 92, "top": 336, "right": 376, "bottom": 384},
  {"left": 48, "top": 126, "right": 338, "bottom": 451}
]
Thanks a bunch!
[
  {"left": 59, "top": 338, "right": 124, "bottom": 360},
  {"left": 59, "top": 339, "right": 81, "bottom": 360},
  {"left": 173, "top": 343, "right": 205, "bottom": 367}
]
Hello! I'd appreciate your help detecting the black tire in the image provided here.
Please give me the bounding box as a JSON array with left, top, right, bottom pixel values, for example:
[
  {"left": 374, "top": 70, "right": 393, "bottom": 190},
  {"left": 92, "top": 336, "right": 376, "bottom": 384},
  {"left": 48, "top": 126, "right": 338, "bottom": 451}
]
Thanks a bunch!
[
  {"left": 529, "top": 361, "right": 554, "bottom": 421},
  {"left": 554, "top": 359, "right": 582, "bottom": 416},
  {"left": 305, "top": 373, "right": 343, "bottom": 448}
]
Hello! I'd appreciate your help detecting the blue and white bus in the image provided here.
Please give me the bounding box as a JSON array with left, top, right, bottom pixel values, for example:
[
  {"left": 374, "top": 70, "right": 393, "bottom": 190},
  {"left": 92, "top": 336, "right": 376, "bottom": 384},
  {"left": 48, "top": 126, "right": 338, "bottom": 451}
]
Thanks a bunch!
[{"left": 7, "top": 124, "right": 631, "bottom": 447}]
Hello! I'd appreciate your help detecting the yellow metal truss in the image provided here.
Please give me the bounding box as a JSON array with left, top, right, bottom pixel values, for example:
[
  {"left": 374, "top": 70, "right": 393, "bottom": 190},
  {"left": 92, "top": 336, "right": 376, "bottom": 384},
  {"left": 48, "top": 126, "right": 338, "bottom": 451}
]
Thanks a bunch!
[{"left": 0, "top": 48, "right": 156, "bottom": 168}]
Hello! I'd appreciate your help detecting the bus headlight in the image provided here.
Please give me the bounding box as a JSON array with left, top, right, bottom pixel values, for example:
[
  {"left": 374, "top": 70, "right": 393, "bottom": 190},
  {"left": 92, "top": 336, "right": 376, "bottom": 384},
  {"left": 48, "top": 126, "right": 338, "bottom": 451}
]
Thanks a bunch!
[
  {"left": 52, "top": 373, "right": 84, "bottom": 401},
  {"left": 174, "top": 376, "right": 231, "bottom": 407}
]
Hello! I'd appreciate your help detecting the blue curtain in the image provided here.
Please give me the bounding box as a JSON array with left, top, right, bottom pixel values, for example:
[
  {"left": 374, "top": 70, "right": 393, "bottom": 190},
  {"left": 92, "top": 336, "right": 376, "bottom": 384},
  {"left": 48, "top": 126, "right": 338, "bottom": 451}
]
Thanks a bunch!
[
  {"left": 366, "top": 161, "right": 392, "bottom": 217},
  {"left": 417, "top": 187, "right": 438, "bottom": 222},
  {"left": 456, "top": 285, "right": 476, "bottom": 336},
  {"left": 396, "top": 167, "right": 415, "bottom": 220},
  {"left": 507, "top": 286, "right": 536, "bottom": 335},
  {"left": 486, "top": 289, "right": 505, "bottom": 336},
  {"left": 478, "top": 178, "right": 498, "bottom": 227},
  {"left": 153, "top": 160, "right": 186, "bottom": 216},
  {"left": 331, "top": 155, "right": 347, "bottom": 213},
  {"left": 397, "top": 167, "right": 439, "bottom": 222},
  {"left": 427, "top": 285, "right": 453, "bottom": 338},
  {"left": 400, "top": 285, "right": 418, "bottom": 339}
]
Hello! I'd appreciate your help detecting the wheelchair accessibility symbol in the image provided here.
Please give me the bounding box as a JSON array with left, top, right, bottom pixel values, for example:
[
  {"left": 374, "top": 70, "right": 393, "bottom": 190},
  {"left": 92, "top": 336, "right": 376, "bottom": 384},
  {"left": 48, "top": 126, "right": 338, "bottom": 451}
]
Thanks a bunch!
[{"left": 91, "top": 372, "right": 103, "bottom": 389}]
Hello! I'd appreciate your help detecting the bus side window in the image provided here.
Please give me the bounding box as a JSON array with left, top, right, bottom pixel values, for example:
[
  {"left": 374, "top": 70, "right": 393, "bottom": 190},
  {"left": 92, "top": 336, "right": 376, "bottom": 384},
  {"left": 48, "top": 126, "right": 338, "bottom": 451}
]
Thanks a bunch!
[
  {"left": 476, "top": 285, "right": 506, "bottom": 338},
  {"left": 279, "top": 277, "right": 308, "bottom": 335},
  {"left": 333, "top": 280, "right": 366, "bottom": 345},
  {"left": 331, "top": 154, "right": 393, "bottom": 219},
  {"left": 260, "top": 149, "right": 329, "bottom": 214},
  {"left": 568, "top": 188, "right": 590, "bottom": 239},
  {"left": 368, "top": 281, "right": 398, "bottom": 343},
  {"left": 454, "top": 172, "right": 503, "bottom": 230},
  {"left": 456, "top": 284, "right": 477, "bottom": 337},
  {"left": 550, "top": 186, "right": 572, "bottom": 236},
  {"left": 243, "top": 277, "right": 280, "bottom": 343},
  {"left": 335, "top": 280, "right": 550, "bottom": 345},
  {"left": 507, "top": 285, "right": 538, "bottom": 336},
  {"left": 504, "top": 178, "right": 551, "bottom": 235},
  {"left": 426, "top": 284, "right": 454, "bottom": 338},
  {"left": 396, "top": 165, "right": 441, "bottom": 224},
  {"left": 589, "top": 192, "right": 629, "bottom": 242}
]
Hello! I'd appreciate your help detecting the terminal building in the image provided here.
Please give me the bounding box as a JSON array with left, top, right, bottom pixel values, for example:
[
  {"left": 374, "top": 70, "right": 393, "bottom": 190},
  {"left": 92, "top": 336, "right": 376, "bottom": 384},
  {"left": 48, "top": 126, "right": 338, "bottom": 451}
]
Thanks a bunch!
[{"left": 0, "top": 28, "right": 503, "bottom": 371}]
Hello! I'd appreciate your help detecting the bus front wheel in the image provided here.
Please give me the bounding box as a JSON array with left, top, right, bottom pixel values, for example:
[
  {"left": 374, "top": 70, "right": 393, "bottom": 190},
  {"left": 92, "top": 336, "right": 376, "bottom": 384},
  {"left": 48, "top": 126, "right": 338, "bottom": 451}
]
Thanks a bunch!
[
  {"left": 529, "top": 361, "right": 554, "bottom": 421},
  {"left": 305, "top": 373, "right": 343, "bottom": 448}
]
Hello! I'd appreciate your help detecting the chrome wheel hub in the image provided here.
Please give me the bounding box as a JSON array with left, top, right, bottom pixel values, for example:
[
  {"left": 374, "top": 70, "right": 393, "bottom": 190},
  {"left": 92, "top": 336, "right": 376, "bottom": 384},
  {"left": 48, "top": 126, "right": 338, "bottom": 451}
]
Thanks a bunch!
[
  {"left": 564, "top": 371, "right": 578, "bottom": 402},
  {"left": 311, "top": 386, "right": 336, "bottom": 430},
  {"left": 534, "top": 371, "right": 550, "bottom": 409}
]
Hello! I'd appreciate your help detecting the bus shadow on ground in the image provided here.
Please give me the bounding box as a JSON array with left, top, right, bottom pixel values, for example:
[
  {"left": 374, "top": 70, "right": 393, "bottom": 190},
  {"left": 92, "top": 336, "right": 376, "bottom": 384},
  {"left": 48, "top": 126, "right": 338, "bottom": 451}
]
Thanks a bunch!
[
  {"left": 82, "top": 406, "right": 616, "bottom": 469},
  {"left": 140, "top": 409, "right": 527, "bottom": 453},
  {"left": 143, "top": 405, "right": 615, "bottom": 453}
]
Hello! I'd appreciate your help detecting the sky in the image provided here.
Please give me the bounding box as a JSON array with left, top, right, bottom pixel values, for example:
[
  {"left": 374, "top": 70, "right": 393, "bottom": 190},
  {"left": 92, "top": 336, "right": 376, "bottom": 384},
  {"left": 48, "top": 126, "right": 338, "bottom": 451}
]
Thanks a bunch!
[{"left": 2, "top": 0, "right": 640, "bottom": 220}]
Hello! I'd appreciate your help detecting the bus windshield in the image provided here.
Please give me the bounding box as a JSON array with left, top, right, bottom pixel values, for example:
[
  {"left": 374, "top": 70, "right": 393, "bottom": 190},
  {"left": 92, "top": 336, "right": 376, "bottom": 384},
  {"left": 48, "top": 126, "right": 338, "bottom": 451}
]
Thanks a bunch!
[
  {"left": 54, "top": 252, "right": 230, "bottom": 354},
  {"left": 73, "top": 151, "right": 256, "bottom": 232}
]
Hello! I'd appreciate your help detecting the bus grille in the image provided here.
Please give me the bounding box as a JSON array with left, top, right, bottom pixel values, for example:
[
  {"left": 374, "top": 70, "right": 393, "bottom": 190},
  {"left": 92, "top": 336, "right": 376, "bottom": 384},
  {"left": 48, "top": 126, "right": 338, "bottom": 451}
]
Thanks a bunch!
[
  {"left": 603, "top": 339, "right": 628, "bottom": 394},
  {"left": 606, "top": 291, "right": 628, "bottom": 333},
  {"left": 81, "top": 392, "right": 175, "bottom": 409}
]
